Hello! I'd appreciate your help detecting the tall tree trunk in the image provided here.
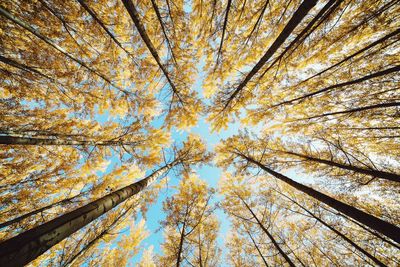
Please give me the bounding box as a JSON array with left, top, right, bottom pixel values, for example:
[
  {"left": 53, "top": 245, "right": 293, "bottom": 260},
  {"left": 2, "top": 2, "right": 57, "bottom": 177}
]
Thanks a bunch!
[
  {"left": 0, "top": 6, "right": 128, "bottom": 94},
  {"left": 260, "top": 0, "right": 341, "bottom": 79},
  {"left": 176, "top": 220, "right": 186, "bottom": 267},
  {"left": 150, "top": 0, "right": 178, "bottom": 65},
  {"left": 0, "top": 162, "right": 175, "bottom": 267},
  {"left": 276, "top": 65, "right": 400, "bottom": 107},
  {"left": 216, "top": 0, "right": 232, "bottom": 65},
  {"left": 223, "top": 0, "right": 318, "bottom": 110},
  {"left": 121, "top": 0, "right": 183, "bottom": 103},
  {"left": 279, "top": 150, "right": 400, "bottom": 183},
  {"left": 234, "top": 151, "right": 400, "bottom": 244},
  {"left": 277, "top": 191, "right": 386, "bottom": 267},
  {"left": 0, "top": 135, "right": 138, "bottom": 146},
  {"left": 240, "top": 197, "right": 296, "bottom": 267},
  {"left": 301, "top": 101, "right": 400, "bottom": 120}
]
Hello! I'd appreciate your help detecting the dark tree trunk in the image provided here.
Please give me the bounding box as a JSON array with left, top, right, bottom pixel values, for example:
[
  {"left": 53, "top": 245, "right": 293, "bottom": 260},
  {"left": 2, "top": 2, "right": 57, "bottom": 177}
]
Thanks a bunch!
[
  {"left": 302, "top": 101, "right": 400, "bottom": 120},
  {"left": 216, "top": 0, "right": 232, "bottom": 64},
  {"left": 0, "top": 135, "right": 138, "bottom": 146},
  {"left": 176, "top": 221, "right": 186, "bottom": 267},
  {"left": 224, "top": 0, "right": 318, "bottom": 110},
  {"left": 0, "top": 163, "right": 174, "bottom": 266},
  {"left": 121, "top": 0, "right": 183, "bottom": 102},
  {"left": 280, "top": 150, "right": 400, "bottom": 183},
  {"left": 235, "top": 152, "right": 400, "bottom": 244},
  {"left": 276, "top": 65, "right": 400, "bottom": 107}
]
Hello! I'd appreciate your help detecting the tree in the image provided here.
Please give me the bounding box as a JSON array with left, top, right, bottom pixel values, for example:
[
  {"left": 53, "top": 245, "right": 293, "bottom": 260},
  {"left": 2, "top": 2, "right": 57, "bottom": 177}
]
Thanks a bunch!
[
  {"left": 0, "top": 135, "right": 211, "bottom": 266},
  {"left": 158, "top": 174, "right": 220, "bottom": 267},
  {"left": 216, "top": 134, "right": 400, "bottom": 244}
]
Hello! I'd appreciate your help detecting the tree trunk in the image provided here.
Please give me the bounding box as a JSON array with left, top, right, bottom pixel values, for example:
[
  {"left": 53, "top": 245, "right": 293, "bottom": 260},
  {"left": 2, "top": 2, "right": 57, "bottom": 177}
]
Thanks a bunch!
[
  {"left": 280, "top": 150, "right": 400, "bottom": 183},
  {"left": 0, "top": 135, "right": 137, "bottom": 146},
  {"left": 302, "top": 101, "right": 400, "bottom": 120},
  {"left": 240, "top": 197, "right": 296, "bottom": 267},
  {"left": 150, "top": 0, "right": 178, "bottom": 65},
  {"left": 121, "top": 0, "right": 183, "bottom": 102},
  {"left": 277, "top": 65, "right": 400, "bottom": 106},
  {"left": 0, "top": 162, "right": 174, "bottom": 267},
  {"left": 216, "top": 0, "right": 232, "bottom": 65},
  {"left": 278, "top": 191, "right": 386, "bottom": 267},
  {"left": 235, "top": 152, "right": 400, "bottom": 244},
  {"left": 176, "top": 220, "right": 186, "bottom": 267},
  {"left": 224, "top": 0, "right": 318, "bottom": 110},
  {"left": 260, "top": 0, "right": 340, "bottom": 79}
]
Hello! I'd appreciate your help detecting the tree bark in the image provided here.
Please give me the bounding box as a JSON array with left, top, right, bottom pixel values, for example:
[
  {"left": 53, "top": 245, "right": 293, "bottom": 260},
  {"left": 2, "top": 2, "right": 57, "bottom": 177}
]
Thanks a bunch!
[
  {"left": 260, "top": 0, "right": 340, "bottom": 79},
  {"left": 280, "top": 150, "right": 400, "bottom": 183},
  {"left": 0, "top": 162, "right": 174, "bottom": 267},
  {"left": 235, "top": 152, "right": 400, "bottom": 244},
  {"left": 223, "top": 0, "right": 318, "bottom": 110}
]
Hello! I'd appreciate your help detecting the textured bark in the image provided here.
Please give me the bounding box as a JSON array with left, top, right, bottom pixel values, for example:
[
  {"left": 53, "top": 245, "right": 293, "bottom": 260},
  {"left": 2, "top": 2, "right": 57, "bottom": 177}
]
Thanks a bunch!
[
  {"left": 235, "top": 152, "right": 400, "bottom": 244},
  {"left": 279, "top": 192, "right": 386, "bottom": 267},
  {"left": 223, "top": 0, "right": 318, "bottom": 110},
  {"left": 280, "top": 150, "right": 400, "bottom": 183},
  {"left": 0, "top": 163, "right": 173, "bottom": 266},
  {"left": 0, "top": 6, "right": 127, "bottom": 94},
  {"left": 240, "top": 197, "right": 296, "bottom": 267}
]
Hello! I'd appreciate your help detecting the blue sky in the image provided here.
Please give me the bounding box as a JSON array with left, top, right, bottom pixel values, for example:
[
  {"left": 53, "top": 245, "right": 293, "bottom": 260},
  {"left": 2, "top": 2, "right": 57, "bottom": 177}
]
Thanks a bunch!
[{"left": 128, "top": 55, "right": 243, "bottom": 265}]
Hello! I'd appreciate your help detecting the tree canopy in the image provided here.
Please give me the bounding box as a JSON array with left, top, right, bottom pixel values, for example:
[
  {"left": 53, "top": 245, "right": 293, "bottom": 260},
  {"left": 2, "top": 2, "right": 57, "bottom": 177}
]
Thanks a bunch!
[{"left": 0, "top": 0, "right": 399, "bottom": 266}]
